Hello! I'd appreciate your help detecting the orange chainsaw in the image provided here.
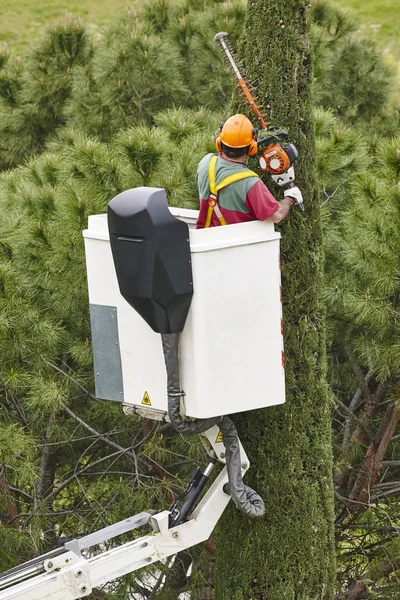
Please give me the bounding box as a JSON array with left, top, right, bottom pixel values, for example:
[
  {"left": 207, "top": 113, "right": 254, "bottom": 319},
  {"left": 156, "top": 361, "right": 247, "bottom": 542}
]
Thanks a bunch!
[{"left": 214, "top": 32, "right": 304, "bottom": 211}]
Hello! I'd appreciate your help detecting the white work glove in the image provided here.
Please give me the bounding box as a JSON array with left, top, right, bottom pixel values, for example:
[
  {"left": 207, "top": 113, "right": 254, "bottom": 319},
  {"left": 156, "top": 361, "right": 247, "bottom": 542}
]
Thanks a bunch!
[
  {"left": 284, "top": 186, "right": 303, "bottom": 207},
  {"left": 284, "top": 186, "right": 304, "bottom": 212}
]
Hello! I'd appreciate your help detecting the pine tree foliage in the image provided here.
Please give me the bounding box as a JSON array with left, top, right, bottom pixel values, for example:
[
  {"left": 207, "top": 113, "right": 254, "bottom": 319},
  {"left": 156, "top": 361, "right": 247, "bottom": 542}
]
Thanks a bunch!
[
  {"left": 325, "top": 138, "right": 400, "bottom": 399},
  {"left": 323, "top": 139, "right": 400, "bottom": 387},
  {"left": 310, "top": 1, "right": 393, "bottom": 124},
  {"left": 0, "top": 16, "right": 91, "bottom": 170},
  {"left": 66, "top": 18, "right": 190, "bottom": 140},
  {"left": 318, "top": 125, "right": 400, "bottom": 598},
  {"left": 314, "top": 107, "right": 369, "bottom": 216},
  {"left": 0, "top": 44, "right": 24, "bottom": 107},
  {"left": 0, "top": 111, "right": 221, "bottom": 598},
  {"left": 1, "top": 0, "right": 395, "bottom": 172},
  {"left": 304, "top": 108, "right": 400, "bottom": 597},
  {"left": 0, "top": 0, "right": 244, "bottom": 167},
  {"left": 61, "top": 0, "right": 246, "bottom": 141}
]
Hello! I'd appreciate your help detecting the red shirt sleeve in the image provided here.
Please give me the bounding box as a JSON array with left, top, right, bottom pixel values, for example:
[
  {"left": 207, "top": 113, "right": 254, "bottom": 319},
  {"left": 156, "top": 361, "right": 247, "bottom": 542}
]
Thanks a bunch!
[
  {"left": 245, "top": 180, "right": 279, "bottom": 221},
  {"left": 196, "top": 198, "right": 209, "bottom": 229}
]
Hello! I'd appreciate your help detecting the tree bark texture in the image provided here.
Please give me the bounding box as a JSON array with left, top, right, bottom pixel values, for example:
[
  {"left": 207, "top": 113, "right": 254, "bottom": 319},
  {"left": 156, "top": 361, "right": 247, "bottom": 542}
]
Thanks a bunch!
[
  {"left": 213, "top": 1, "right": 336, "bottom": 598},
  {"left": 0, "top": 474, "right": 17, "bottom": 524}
]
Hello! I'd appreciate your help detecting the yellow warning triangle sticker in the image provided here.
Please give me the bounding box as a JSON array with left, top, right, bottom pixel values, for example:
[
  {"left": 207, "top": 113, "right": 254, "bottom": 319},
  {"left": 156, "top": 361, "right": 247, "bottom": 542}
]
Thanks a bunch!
[
  {"left": 215, "top": 431, "right": 223, "bottom": 443},
  {"left": 141, "top": 391, "right": 151, "bottom": 406}
]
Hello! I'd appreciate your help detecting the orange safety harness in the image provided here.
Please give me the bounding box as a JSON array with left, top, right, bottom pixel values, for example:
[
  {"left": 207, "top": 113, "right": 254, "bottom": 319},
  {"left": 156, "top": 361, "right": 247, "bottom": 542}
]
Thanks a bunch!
[{"left": 204, "top": 155, "right": 259, "bottom": 228}]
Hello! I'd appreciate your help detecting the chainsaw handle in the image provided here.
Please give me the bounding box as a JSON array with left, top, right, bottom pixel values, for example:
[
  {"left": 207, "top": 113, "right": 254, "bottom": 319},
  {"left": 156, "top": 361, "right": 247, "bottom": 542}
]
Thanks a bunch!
[{"left": 257, "top": 130, "right": 288, "bottom": 148}]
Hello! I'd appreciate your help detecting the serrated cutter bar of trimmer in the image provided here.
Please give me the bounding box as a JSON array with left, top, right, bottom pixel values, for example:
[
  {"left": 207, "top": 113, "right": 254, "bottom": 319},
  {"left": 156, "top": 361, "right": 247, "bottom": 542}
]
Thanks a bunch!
[{"left": 213, "top": 32, "right": 271, "bottom": 130}]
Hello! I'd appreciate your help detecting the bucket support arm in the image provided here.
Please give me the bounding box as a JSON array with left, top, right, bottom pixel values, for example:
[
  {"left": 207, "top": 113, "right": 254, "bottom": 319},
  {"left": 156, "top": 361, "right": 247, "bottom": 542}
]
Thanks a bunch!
[{"left": 0, "top": 431, "right": 249, "bottom": 600}]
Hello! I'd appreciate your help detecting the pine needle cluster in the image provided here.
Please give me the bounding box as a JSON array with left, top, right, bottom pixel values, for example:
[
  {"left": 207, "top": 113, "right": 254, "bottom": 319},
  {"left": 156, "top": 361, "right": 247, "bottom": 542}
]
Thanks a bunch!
[
  {"left": 310, "top": 1, "right": 394, "bottom": 124},
  {"left": 0, "top": 16, "right": 91, "bottom": 170}
]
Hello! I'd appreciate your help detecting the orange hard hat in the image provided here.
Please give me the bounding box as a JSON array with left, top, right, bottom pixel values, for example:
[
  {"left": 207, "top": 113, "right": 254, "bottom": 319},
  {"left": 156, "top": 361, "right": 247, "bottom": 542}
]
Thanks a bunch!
[{"left": 216, "top": 114, "right": 258, "bottom": 156}]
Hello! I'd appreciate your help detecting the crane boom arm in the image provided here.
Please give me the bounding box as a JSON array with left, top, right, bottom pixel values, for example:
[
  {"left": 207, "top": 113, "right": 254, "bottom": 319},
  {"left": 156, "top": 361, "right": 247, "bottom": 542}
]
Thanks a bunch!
[{"left": 0, "top": 429, "right": 249, "bottom": 600}]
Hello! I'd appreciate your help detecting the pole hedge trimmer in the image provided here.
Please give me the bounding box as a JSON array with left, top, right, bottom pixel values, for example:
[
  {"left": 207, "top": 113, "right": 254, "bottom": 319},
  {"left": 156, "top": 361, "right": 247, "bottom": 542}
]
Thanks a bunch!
[{"left": 214, "top": 32, "right": 304, "bottom": 211}]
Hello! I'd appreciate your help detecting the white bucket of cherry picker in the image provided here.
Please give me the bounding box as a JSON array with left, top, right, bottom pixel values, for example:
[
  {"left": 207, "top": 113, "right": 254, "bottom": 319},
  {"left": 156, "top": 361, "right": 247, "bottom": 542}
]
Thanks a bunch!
[{"left": 83, "top": 205, "right": 285, "bottom": 419}]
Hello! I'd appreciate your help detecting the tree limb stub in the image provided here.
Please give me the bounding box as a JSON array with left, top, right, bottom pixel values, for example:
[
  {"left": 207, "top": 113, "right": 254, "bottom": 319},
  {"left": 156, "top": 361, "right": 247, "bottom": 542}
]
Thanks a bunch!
[
  {"left": 337, "top": 405, "right": 400, "bottom": 525},
  {"left": 0, "top": 473, "right": 18, "bottom": 526},
  {"left": 331, "top": 390, "right": 367, "bottom": 431}
]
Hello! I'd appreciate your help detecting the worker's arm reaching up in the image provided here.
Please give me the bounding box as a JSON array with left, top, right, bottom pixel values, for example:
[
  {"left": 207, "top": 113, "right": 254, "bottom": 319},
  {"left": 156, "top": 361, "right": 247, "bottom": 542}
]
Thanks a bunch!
[
  {"left": 245, "top": 178, "right": 301, "bottom": 224},
  {"left": 268, "top": 185, "right": 303, "bottom": 223},
  {"left": 268, "top": 195, "right": 294, "bottom": 223}
]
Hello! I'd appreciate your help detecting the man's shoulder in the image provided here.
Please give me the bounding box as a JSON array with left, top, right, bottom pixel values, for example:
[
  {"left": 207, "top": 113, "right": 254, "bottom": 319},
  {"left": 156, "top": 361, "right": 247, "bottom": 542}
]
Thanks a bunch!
[
  {"left": 244, "top": 177, "right": 264, "bottom": 192},
  {"left": 197, "top": 153, "right": 215, "bottom": 172}
]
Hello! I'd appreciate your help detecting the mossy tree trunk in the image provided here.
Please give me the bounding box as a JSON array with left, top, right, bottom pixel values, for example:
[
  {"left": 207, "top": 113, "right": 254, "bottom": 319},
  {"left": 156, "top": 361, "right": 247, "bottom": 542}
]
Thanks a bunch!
[{"left": 213, "top": 2, "right": 336, "bottom": 599}]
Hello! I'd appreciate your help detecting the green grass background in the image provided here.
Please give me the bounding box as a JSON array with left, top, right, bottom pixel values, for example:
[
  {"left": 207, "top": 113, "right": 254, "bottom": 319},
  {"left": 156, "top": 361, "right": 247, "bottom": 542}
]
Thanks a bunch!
[
  {"left": 0, "top": 0, "right": 130, "bottom": 54},
  {"left": 1, "top": 0, "right": 399, "bottom": 54},
  {"left": 335, "top": 0, "right": 400, "bottom": 73},
  {"left": 0, "top": 0, "right": 399, "bottom": 84}
]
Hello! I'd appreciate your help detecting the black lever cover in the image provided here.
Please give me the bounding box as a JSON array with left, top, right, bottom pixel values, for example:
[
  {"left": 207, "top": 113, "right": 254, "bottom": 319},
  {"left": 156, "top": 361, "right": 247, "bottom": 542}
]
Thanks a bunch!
[{"left": 108, "top": 187, "right": 193, "bottom": 333}]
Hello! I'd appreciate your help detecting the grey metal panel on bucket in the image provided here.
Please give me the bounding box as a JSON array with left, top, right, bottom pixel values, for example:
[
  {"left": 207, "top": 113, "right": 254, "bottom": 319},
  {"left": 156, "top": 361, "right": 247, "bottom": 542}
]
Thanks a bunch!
[{"left": 90, "top": 304, "right": 124, "bottom": 401}]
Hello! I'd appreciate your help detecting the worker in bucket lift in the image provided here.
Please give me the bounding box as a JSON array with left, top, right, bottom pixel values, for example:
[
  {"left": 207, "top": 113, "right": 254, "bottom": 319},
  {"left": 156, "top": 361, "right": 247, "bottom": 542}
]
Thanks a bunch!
[{"left": 196, "top": 114, "right": 303, "bottom": 229}]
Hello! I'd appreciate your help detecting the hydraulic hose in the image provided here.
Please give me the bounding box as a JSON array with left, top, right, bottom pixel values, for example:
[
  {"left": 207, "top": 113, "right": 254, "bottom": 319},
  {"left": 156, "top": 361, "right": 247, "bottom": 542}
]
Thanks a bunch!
[
  {"left": 219, "top": 415, "right": 265, "bottom": 519},
  {"left": 161, "top": 333, "right": 265, "bottom": 520}
]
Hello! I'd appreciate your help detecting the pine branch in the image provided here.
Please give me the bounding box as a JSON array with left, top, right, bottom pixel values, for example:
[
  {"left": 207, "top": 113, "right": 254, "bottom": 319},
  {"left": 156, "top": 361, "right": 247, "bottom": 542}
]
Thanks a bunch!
[
  {"left": 345, "top": 370, "right": 388, "bottom": 447},
  {"left": 9, "top": 486, "right": 33, "bottom": 500},
  {"left": 3, "top": 387, "right": 28, "bottom": 426},
  {"left": 346, "top": 524, "right": 400, "bottom": 533},
  {"left": 320, "top": 182, "right": 343, "bottom": 208},
  {"left": 43, "top": 449, "right": 128, "bottom": 504},
  {"left": 373, "top": 487, "right": 400, "bottom": 500},
  {"left": 45, "top": 360, "right": 98, "bottom": 401},
  {"left": 372, "top": 405, "right": 400, "bottom": 463},
  {"left": 345, "top": 347, "right": 373, "bottom": 405},
  {"left": 147, "top": 565, "right": 169, "bottom": 599},
  {"left": 337, "top": 405, "right": 400, "bottom": 525},
  {"left": 142, "top": 418, "right": 174, "bottom": 504},
  {"left": 331, "top": 390, "right": 367, "bottom": 431},
  {"left": 151, "top": 552, "right": 192, "bottom": 599},
  {"left": 336, "top": 375, "right": 375, "bottom": 490},
  {"left": 342, "top": 372, "right": 373, "bottom": 450},
  {"left": 49, "top": 361, "right": 141, "bottom": 476},
  {"left": 64, "top": 406, "right": 138, "bottom": 464},
  {"left": 35, "top": 411, "right": 58, "bottom": 506},
  {"left": 372, "top": 481, "right": 400, "bottom": 490},
  {"left": 365, "top": 379, "right": 389, "bottom": 419},
  {"left": 341, "top": 556, "right": 400, "bottom": 600}
]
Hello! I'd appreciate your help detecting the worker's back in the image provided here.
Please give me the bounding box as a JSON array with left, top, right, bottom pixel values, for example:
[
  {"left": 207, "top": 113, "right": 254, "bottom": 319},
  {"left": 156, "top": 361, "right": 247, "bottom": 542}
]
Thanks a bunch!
[{"left": 196, "top": 153, "right": 279, "bottom": 228}]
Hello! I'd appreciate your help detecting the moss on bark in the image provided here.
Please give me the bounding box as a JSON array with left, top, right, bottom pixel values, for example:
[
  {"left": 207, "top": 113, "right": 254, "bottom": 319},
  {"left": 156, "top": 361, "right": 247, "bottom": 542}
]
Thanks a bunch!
[{"left": 213, "top": 1, "right": 336, "bottom": 598}]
